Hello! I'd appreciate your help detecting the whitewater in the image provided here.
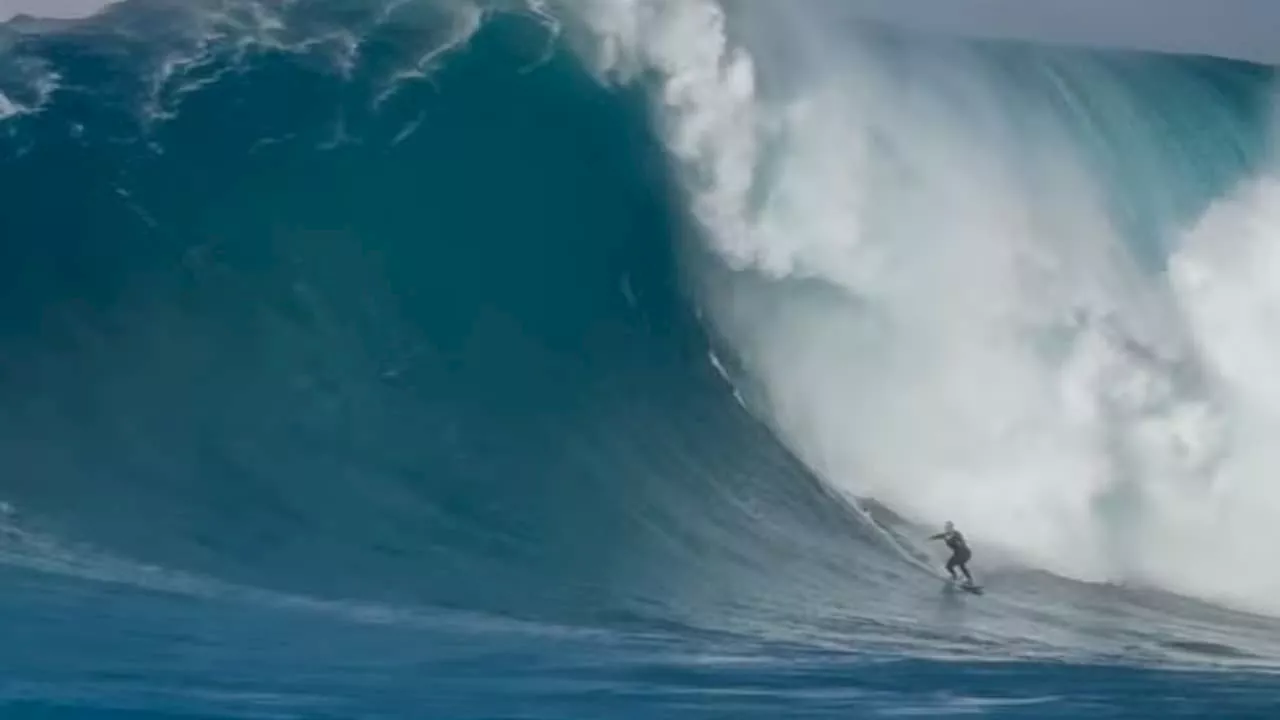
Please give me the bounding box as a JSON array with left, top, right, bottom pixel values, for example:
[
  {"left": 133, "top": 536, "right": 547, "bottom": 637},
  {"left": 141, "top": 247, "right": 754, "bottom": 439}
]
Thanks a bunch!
[{"left": 2, "top": 0, "right": 1280, "bottom": 717}]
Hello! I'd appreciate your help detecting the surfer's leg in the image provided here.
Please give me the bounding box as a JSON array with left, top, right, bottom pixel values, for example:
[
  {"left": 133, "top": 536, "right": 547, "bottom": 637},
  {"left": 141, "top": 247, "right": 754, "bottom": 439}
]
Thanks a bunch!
[
  {"left": 954, "top": 549, "right": 974, "bottom": 584},
  {"left": 945, "top": 555, "right": 959, "bottom": 580}
]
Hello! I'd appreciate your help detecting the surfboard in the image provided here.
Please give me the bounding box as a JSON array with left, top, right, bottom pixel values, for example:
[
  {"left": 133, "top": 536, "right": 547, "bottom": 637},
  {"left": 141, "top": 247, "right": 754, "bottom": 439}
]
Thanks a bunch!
[{"left": 945, "top": 578, "right": 983, "bottom": 595}]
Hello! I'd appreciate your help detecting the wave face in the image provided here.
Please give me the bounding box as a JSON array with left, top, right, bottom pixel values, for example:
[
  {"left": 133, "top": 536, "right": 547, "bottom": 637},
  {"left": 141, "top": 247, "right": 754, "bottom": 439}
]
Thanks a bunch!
[
  {"left": 3, "top": 0, "right": 1280, "bottom": 717},
  {"left": 0, "top": 0, "right": 855, "bottom": 619}
]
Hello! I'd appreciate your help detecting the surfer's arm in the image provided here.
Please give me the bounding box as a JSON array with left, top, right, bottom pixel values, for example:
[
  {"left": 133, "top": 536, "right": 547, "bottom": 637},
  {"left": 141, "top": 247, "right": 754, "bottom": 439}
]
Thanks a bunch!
[{"left": 927, "top": 533, "right": 944, "bottom": 541}]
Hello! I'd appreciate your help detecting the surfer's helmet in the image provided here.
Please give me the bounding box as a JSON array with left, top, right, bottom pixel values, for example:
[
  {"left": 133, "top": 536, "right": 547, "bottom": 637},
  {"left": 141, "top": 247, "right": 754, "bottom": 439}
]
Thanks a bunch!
[{"left": 944, "top": 521, "right": 954, "bottom": 532}]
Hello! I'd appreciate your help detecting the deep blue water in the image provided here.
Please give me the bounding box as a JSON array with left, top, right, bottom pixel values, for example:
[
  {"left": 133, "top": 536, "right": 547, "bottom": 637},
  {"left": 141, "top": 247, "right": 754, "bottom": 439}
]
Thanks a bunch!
[{"left": 2, "top": 1, "right": 1280, "bottom": 717}]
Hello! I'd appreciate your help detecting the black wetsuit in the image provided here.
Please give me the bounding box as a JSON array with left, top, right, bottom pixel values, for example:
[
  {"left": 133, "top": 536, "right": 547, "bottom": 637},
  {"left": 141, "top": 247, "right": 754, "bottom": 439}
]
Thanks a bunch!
[{"left": 940, "top": 530, "right": 973, "bottom": 583}]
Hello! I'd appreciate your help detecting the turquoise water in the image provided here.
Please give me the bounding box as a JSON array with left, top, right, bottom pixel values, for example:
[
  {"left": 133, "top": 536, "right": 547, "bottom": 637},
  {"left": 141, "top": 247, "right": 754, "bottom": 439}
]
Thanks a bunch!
[{"left": 2, "top": 1, "right": 1280, "bottom": 717}]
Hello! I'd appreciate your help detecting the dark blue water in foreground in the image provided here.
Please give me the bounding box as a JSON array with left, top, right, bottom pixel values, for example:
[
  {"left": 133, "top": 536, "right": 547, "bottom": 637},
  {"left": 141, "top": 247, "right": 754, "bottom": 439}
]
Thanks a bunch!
[{"left": 2, "top": 1, "right": 1280, "bottom": 717}]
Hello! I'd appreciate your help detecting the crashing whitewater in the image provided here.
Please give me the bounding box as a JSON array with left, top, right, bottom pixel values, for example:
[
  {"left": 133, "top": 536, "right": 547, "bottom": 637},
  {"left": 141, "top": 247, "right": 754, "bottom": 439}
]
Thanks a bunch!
[{"left": 564, "top": 0, "right": 1280, "bottom": 616}]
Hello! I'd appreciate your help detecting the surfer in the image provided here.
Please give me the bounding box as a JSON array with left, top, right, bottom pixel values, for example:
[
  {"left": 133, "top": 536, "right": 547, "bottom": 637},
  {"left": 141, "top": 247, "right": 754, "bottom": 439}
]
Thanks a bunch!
[{"left": 929, "top": 521, "right": 974, "bottom": 586}]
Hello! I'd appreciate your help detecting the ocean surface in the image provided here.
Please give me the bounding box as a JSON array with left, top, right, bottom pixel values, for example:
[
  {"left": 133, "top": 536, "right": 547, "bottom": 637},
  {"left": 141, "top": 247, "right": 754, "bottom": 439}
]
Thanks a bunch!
[{"left": 2, "top": 0, "right": 1280, "bottom": 717}]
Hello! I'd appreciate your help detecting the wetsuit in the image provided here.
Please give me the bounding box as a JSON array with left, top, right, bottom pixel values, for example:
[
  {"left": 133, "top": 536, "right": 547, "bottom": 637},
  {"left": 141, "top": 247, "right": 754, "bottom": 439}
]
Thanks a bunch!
[{"left": 932, "top": 530, "right": 973, "bottom": 584}]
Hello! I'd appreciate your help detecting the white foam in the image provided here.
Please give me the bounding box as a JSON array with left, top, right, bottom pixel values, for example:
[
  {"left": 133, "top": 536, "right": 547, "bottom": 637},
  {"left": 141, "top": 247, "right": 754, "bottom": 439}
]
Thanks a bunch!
[
  {"left": 1161, "top": 159, "right": 1280, "bottom": 612},
  {"left": 563, "top": 0, "right": 1280, "bottom": 615}
]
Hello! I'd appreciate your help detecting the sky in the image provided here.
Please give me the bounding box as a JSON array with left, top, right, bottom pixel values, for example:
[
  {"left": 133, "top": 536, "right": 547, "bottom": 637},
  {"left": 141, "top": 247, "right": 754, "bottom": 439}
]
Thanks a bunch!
[
  {"left": 829, "top": 0, "right": 1280, "bottom": 64},
  {"left": 2, "top": 0, "right": 1279, "bottom": 65},
  {"left": 0, "top": 0, "right": 118, "bottom": 21}
]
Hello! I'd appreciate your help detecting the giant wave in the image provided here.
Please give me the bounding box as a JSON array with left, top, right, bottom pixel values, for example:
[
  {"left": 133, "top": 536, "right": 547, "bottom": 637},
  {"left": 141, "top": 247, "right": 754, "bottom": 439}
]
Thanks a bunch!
[{"left": 3, "top": 0, "right": 1280, "bottom": 716}]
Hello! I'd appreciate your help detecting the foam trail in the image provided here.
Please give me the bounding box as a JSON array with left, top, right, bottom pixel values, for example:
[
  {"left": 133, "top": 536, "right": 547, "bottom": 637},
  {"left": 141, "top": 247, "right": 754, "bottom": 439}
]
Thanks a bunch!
[
  {"left": 0, "top": 92, "right": 19, "bottom": 120},
  {"left": 565, "top": 0, "right": 1280, "bottom": 614}
]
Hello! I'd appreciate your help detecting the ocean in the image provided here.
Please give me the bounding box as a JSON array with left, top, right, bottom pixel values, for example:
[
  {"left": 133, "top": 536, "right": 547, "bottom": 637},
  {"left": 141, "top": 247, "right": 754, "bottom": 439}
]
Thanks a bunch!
[{"left": 2, "top": 0, "right": 1280, "bottom": 717}]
